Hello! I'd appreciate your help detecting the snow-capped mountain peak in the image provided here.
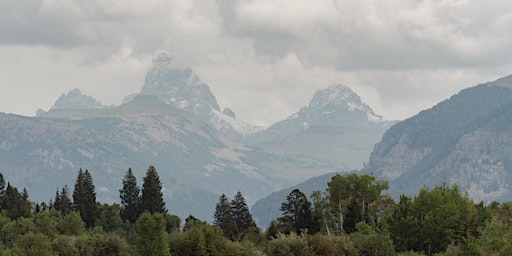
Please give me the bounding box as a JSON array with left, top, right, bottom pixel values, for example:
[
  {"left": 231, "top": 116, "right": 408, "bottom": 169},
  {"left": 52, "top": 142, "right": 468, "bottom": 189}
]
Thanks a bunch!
[
  {"left": 305, "top": 84, "right": 382, "bottom": 123},
  {"left": 125, "top": 51, "right": 261, "bottom": 138}
]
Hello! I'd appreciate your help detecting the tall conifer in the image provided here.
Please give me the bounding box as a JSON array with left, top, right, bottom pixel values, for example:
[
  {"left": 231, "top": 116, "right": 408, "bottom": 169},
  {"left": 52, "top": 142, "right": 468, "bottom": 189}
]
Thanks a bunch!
[
  {"left": 120, "top": 167, "right": 141, "bottom": 223},
  {"left": 140, "top": 165, "right": 167, "bottom": 214}
]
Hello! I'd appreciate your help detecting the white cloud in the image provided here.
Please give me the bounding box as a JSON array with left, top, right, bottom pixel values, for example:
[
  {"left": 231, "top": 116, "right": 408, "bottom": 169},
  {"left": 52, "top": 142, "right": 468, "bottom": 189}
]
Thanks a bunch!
[{"left": 1, "top": 0, "right": 512, "bottom": 124}]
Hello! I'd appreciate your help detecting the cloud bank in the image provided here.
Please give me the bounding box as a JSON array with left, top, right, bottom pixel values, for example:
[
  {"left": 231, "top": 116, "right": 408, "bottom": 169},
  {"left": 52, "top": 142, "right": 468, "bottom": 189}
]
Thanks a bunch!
[{"left": 1, "top": 0, "right": 511, "bottom": 125}]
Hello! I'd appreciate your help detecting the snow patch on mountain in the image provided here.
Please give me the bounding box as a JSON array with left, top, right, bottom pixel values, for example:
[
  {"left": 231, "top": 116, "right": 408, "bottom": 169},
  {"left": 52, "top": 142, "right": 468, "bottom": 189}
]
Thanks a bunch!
[{"left": 124, "top": 51, "right": 262, "bottom": 137}]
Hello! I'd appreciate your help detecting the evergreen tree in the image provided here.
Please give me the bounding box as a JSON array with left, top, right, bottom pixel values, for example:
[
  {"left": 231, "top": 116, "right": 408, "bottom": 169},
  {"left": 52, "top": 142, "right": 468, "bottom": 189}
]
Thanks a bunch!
[
  {"left": 59, "top": 185, "right": 72, "bottom": 216},
  {"left": 213, "top": 193, "right": 236, "bottom": 239},
  {"left": 72, "top": 169, "right": 97, "bottom": 228},
  {"left": 72, "top": 169, "right": 85, "bottom": 212},
  {"left": 230, "top": 191, "right": 256, "bottom": 240},
  {"left": 0, "top": 172, "right": 5, "bottom": 209},
  {"left": 2, "top": 183, "right": 31, "bottom": 219},
  {"left": 119, "top": 167, "right": 141, "bottom": 223},
  {"left": 279, "top": 188, "right": 319, "bottom": 234},
  {"left": 140, "top": 165, "right": 167, "bottom": 214}
]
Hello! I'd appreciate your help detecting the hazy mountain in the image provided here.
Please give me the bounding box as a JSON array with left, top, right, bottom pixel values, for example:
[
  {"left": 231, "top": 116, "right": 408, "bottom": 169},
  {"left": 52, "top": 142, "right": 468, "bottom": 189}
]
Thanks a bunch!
[
  {"left": 3, "top": 95, "right": 287, "bottom": 221},
  {"left": 124, "top": 52, "right": 263, "bottom": 139},
  {"left": 17, "top": 52, "right": 395, "bottom": 223},
  {"left": 251, "top": 172, "right": 338, "bottom": 228},
  {"left": 363, "top": 75, "right": 512, "bottom": 203},
  {"left": 246, "top": 84, "right": 394, "bottom": 182},
  {"left": 51, "top": 88, "right": 104, "bottom": 110}
]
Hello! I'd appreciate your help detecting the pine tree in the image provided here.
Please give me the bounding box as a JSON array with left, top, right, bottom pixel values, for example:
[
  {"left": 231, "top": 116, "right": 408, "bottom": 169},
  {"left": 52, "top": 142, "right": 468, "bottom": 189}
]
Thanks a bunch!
[
  {"left": 230, "top": 191, "right": 256, "bottom": 240},
  {"left": 0, "top": 172, "right": 4, "bottom": 209},
  {"left": 59, "top": 185, "right": 72, "bottom": 216},
  {"left": 120, "top": 168, "right": 141, "bottom": 223},
  {"left": 213, "top": 193, "right": 236, "bottom": 240},
  {"left": 72, "top": 169, "right": 97, "bottom": 228},
  {"left": 2, "top": 183, "right": 31, "bottom": 219},
  {"left": 140, "top": 165, "right": 167, "bottom": 214},
  {"left": 72, "top": 169, "right": 85, "bottom": 212},
  {"left": 279, "top": 188, "right": 318, "bottom": 234}
]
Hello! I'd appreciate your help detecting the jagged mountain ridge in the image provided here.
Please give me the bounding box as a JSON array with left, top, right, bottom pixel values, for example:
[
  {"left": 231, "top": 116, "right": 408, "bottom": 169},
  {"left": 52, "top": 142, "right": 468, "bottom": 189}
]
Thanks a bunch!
[
  {"left": 52, "top": 88, "right": 104, "bottom": 110},
  {"left": 363, "top": 75, "right": 512, "bottom": 202},
  {"left": 246, "top": 84, "right": 394, "bottom": 180},
  {"left": 123, "top": 52, "right": 263, "bottom": 139},
  {"left": 3, "top": 95, "right": 286, "bottom": 221}
]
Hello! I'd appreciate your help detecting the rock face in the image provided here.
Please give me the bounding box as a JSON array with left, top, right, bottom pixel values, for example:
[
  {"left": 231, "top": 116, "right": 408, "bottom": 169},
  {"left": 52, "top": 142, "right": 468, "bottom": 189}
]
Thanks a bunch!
[
  {"left": 51, "top": 88, "right": 103, "bottom": 110},
  {"left": 18, "top": 51, "right": 394, "bottom": 221},
  {"left": 2, "top": 96, "right": 284, "bottom": 221},
  {"left": 124, "top": 52, "right": 262, "bottom": 139},
  {"left": 364, "top": 75, "right": 512, "bottom": 202},
  {"left": 246, "top": 84, "right": 394, "bottom": 181}
]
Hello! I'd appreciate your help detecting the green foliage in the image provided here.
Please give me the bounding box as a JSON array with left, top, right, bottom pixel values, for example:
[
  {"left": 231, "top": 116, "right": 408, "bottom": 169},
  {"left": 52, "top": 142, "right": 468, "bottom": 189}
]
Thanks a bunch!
[
  {"left": 327, "top": 173, "right": 389, "bottom": 234},
  {"left": 119, "top": 168, "right": 141, "bottom": 223},
  {"left": 95, "top": 203, "right": 123, "bottom": 232},
  {"left": 53, "top": 185, "right": 72, "bottom": 216},
  {"left": 231, "top": 191, "right": 257, "bottom": 241},
  {"left": 140, "top": 165, "right": 167, "bottom": 214},
  {"left": 2, "top": 183, "right": 31, "bottom": 219},
  {"left": 265, "top": 232, "right": 308, "bottom": 256},
  {"left": 135, "top": 212, "right": 170, "bottom": 256},
  {"left": 278, "top": 188, "right": 318, "bottom": 235},
  {"left": 11, "top": 232, "right": 55, "bottom": 256},
  {"left": 213, "top": 193, "right": 236, "bottom": 240},
  {"left": 72, "top": 169, "right": 97, "bottom": 229},
  {"left": 57, "top": 211, "right": 86, "bottom": 236},
  {"left": 349, "top": 222, "right": 395, "bottom": 256}
]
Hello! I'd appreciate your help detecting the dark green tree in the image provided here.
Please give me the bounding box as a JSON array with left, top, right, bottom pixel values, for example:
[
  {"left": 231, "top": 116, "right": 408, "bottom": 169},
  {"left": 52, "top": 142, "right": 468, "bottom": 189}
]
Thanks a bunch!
[
  {"left": 73, "top": 169, "right": 97, "bottom": 228},
  {"left": 0, "top": 172, "right": 5, "bottom": 208},
  {"left": 119, "top": 167, "right": 141, "bottom": 223},
  {"left": 278, "top": 188, "right": 319, "bottom": 235},
  {"left": 72, "top": 169, "right": 85, "bottom": 212},
  {"left": 54, "top": 185, "right": 72, "bottom": 216},
  {"left": 230, "top": 191, "right": 256, "bottom": 240},
  {"left": 2, "top": 183, "right": 31, "bottom": 219},
  {"left": 213, "top": 193, "right": 236, "bottom": 240},
  {"left": 140, "top": 165, "right": 167, "bottom": 214}
]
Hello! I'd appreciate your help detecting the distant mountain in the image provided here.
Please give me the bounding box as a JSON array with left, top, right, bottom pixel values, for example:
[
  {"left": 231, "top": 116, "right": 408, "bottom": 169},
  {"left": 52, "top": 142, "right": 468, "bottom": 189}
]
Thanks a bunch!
[
  {"left": 17, "top": 51, "right": 396, "bottom": 222},
  {"left": 124, "top": 52, "right": 262, "bottom": 139},
  {"left": 246, "top": 85, "right": 394, "bottom": 182},
  {"left": 3, "top": 95, "right": 286, "bottom": 221},
  {"left": 251, "top": 172, "right": 338, "bottom": 228},
  {"left": 363, "top": 75, "right": 512, "bottom": 203},
  {"left": 52, "top": 88, "right": 104, "bottom": 110}
]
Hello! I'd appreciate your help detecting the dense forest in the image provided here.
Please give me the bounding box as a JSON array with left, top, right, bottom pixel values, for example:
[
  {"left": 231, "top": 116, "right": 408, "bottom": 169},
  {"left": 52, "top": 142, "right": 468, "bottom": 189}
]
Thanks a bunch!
[{"left": 0, "top": 168, "right": 511, "bottom": 255}]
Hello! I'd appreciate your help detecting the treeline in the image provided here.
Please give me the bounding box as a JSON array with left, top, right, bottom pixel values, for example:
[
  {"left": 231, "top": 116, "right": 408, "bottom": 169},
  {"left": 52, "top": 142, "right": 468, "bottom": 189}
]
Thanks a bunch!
[{"left": 1, "top": 169, "right": 512, "bottom": 255}]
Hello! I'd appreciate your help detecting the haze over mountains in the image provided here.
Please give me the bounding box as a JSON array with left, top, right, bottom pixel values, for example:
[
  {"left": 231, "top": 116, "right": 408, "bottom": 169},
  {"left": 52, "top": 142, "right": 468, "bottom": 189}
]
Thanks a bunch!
[
  {"left": 0, "top": 52, "right": 390, "bottom": 222},
  {"left": 363, "top": 75, "right": 512, "bottom": 203}
]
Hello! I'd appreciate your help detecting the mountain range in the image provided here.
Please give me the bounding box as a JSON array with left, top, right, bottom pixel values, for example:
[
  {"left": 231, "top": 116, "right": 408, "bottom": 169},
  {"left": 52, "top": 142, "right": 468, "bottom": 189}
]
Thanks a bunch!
[
  {"left": 0, "top": 51, "right": 389, "bottom": 222},
  {"left": 363, "top": 75, "right": 512, "bottom": 203}
]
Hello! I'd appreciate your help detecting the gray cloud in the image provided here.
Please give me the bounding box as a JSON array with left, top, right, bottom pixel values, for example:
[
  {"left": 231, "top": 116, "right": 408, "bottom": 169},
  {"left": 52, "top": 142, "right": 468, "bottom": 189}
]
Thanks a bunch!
[{"left": 1, "top": 0, "right": 512, "bottom": 125}]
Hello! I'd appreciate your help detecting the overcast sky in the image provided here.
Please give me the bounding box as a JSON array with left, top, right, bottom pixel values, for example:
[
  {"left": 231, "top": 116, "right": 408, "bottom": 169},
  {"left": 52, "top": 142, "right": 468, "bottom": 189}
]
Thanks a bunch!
[{"left": 1, "top": 0, "right": 512, "bottom": 126}]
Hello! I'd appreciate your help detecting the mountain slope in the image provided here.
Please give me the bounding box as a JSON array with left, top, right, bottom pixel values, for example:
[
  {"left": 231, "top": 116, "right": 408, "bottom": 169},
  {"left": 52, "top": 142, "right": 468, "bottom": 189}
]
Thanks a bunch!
[
  {"left": 124, "top": 52, "right": 262, "bottom": 139},
  {"left": 2, "top": 95, "right": 286, "bottom": 221},
  {"left": 247, "top": 85, "right": 394, "bottom": 181},
  {"left": 251, "top": 172, "right": 338, "bottom": 228},
  {"left": 363, "top": 75, "right": 512, "bottom": 202}
]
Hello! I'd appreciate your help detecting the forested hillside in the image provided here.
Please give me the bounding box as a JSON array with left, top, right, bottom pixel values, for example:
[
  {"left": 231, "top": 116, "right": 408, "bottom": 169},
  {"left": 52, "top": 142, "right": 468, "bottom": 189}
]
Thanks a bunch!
[{"left": 1, "top": 170, "right": 512, "bottom": 255}]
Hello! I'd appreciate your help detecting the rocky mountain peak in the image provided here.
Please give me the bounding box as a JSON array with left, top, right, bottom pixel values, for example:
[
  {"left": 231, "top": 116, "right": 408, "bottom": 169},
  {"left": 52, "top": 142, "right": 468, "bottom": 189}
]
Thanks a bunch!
[
  {"left": 136, "top": 51, "right": 220, "bottom": 116},
  {"left": 51, "top": 88, "right": 103, "bottom": 110},
  {"left": 302, "top": 84, "right": 382, "bottom": 124}
]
